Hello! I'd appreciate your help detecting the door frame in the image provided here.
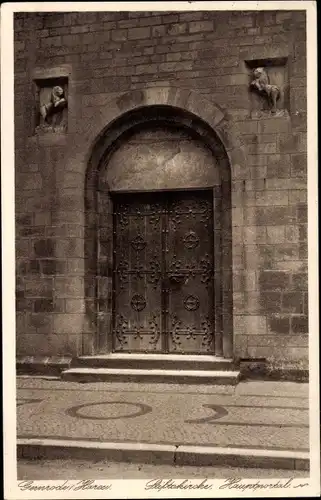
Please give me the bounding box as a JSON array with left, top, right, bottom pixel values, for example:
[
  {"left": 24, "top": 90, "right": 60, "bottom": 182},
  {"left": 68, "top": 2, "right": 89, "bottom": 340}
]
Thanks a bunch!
[
  {"left": 94, "top": 183, "right": 231, "bottom": 357},
  {"left": 85, "top": 105, "right": 234, "bottom": 359}
]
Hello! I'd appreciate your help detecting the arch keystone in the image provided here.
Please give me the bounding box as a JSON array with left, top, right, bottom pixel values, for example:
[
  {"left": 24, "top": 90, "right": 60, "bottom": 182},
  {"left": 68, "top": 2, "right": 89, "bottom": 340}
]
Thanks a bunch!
[{"left": 143, "top": 87, "right": 171, "bottom": 106}]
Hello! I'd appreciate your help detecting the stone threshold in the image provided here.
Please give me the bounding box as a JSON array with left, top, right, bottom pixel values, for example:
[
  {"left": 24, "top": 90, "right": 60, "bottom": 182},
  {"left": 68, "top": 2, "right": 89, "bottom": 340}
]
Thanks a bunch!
[
  {"left": 17, "top": 438, "right": 310, "bottom": 471},
  {"left": 16, "top": 355, "right": 309, "bottom": 382},
  {"left": 61, "top": 367, "right": 240, "bottom": 385}
]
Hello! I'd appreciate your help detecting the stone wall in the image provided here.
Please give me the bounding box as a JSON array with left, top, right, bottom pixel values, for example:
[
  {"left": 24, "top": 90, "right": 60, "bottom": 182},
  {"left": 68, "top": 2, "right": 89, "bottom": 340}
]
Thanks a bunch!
[{"left": 14, "top": 10, "right": 308, "bottom": 372}]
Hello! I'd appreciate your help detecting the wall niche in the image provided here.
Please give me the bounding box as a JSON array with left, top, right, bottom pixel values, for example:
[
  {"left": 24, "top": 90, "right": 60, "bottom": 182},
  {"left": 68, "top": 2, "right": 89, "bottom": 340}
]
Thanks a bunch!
[
  {"left": 245, "top": 57, "right": 289, "bottom": 116},
  {"left": 33, "top": 77, "right": 68, "bottom": 134}
]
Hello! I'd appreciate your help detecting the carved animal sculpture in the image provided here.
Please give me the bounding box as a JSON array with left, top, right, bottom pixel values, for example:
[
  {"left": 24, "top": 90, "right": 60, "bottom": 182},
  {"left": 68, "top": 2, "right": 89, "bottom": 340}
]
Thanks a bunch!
[
  {"left": 39, "top": 86, "right": 67, "bottom": 126},
  {"left": 250, "top": 67, "right": 280, "bottom": 113}
]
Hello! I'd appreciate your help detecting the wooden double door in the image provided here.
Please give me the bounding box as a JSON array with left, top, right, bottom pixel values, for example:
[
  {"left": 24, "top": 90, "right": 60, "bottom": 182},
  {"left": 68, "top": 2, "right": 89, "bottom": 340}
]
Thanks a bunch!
[{"left": 112, "top": 189, "right": 215, "bottom": 354}]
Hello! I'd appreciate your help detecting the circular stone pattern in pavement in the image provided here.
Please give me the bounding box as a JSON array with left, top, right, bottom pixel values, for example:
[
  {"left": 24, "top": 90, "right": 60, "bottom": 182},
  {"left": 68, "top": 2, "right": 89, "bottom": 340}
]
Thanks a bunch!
[
  {"left": 66, "top": 401, "right": 153, "bottom": 421},
  {"left": 17, "top": 398, "right": 43, "bottom": 407},
  {"left": 185, "top": 404, "right": 229, "bottom": 424}
]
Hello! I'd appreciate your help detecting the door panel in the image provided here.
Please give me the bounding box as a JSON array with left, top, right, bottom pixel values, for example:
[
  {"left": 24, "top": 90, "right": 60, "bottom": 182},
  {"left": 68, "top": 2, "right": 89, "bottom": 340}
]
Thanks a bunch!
[
  {"left": 166, "top": 192, "right": 214, "bottom": 353},
  {"left": 113, "top": 195, "right": 163, "bottom": 352},
  {"left": 112, "top": 190, "right": 214, "bottom": 354}
]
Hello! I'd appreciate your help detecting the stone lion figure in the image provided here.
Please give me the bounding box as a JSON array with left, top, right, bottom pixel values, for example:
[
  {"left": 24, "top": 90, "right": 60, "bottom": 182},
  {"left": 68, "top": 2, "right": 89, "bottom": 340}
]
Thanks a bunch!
[
  {"left": 250, "top": 67, "right": 280, "bottom": 113},
  {"left": 39, "top": 85, "right": 67, "bottom": 126}
]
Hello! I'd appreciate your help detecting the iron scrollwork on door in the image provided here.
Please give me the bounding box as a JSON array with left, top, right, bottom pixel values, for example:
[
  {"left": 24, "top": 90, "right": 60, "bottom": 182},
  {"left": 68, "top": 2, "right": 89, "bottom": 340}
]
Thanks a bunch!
[
  {"left": 131, "top": 235, "right": 146, "bottom": 251},
  {"left": 167, "top": 255, "right": 213, "bottom": 285},
  {"left": 171, "top": 199, "right": 210, "bottom": 220},
  {"left": 114, "top": 313, "right": 161, "bottom": 350},
  {"left": 168, "top": 255, "right": 186, "bottom": 284},
  {"left": 116, "top": 260, "right": 145, "bottom": 288},
  {"left": 184, "top": 295, "right": 200, "bottom": 311},
  {"left": 116, "top": 259, "right": 161, "bottom": 290},
  {"left": 169, "top": 314, "right": 213, "bottom": 351},
  {"left": 116, "top": 260, "right": 130, "bottom": 287},
  {"left": 131, "top": 294, "right": 146, "bottom": 312},
  {"left": 200, "top": 317, "right": 214, "bottom": 349},
  {"left": 200, "top": 254, "right": 213, "bottom": 284},
  {"left": 148, "top": 213, "right": 161, "bottom": 228},
  {"left": 115, "top": 203, "right": 130, "bottom": 228},
  {"left": 183, "top": 230, "right": 199, "bottom": 249},
  {"left": 146, "top": 258, "right": 162, "bottom": 289}
]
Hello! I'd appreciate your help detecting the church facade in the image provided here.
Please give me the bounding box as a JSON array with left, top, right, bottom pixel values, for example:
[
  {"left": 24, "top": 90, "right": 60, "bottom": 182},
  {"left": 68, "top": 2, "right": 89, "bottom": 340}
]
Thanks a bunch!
[{"left": 14, "top": 9, "right": 308, "bottom": 379}]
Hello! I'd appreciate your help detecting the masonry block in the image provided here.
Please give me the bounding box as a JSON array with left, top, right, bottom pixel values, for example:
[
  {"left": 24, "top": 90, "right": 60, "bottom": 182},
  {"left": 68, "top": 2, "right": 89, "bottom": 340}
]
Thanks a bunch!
[
  {"left": 255, "top": 191, "right": 289, "bottom": 206},
  {"left": 33, "top": 239, "right": 55, "bottom": 258},
  {"left": 233, "top": 334, "right": 248, "bottom": 358},
  {"left": 234, "top": 314, "right": 267, "bottom": 336},
  {"left": 266, "top": 178, "right": 306, "bottom": 190},
  {"left": 167, "top": 23, "right": 187, "bottom": 36},
  {"left": 128, "top": 27, "right": 151, "bottom": 40},
  {"left": 289, "top": 190, "right": 307, "bottom": 204},
  {"left": 266, "top": 154, "right": 291, "bottom": 178},
  {"left": 232, "top": 270, "right": 257, "bottom": 292},
  {"left": 152, "top": 25, "right": 166, "bottom": 37},
  {"left": 291, "top": 315, "right": 309, "bottom": 334},
  {"left": 111, "top": 29, "right": 127, "bottom": 42},
  {"left": 24, "top": 278, "right": 53, "bottom": 298},
  {"left": 243, "top": 226, "right": 266, "bottom": 244},
  {"left": 54, "top": 277, "right": 84, "bottom": 298},
  {"left": 274, "top": 244, "right": 300, "bottom": 261},
  {"left": 297, "top": 204, "right": 307, "bottom": 223},
  {"left": 299, "top": 224, "right": 307, "bottom": 242},
  {"left": 40, "top": 259, "right": 65, "bottom": 275},
  {"left": 138, "top": 16, "right": 163, "bottom": 27},
  {"left": 54, "top": 239, "right": 83, "bottom": 259},
  {"left": 189, "top": 21, "right": 214, "bottom": 33},
  {"left": 291, "top": 154, "right": 307, "bottom": 177},
  {"left": 268, "top": 315, "right": 291, "bottom": 334},
  {"left": 66, "top": 258, "right": 85, "bottom": 275},
  {"left": 292, "top": 272, "right": 308, "bottom": 290},
  {"left": 244, "top": 206, "right": 296, "bottom": 226},
  {"left": 250, "top": 166, "right": 267, "bottom": 180},
  {"left": 278, "top": 133, "right": 307, "bottom": 154},
  {"left": 33, "top": 298, "right": 57, "bottom": 313},
  {"left": 259, "top": 292, "right": 282, "bottom": 314},
  {"left": 282, "top": 292, "right": 304, "bottom": 314},
  {"left": 284, "top": 225, "right": 299, "bottom": 242},
  {"left": 266, "top": 225, "right": 285, "bottom": 243},
  {"left": 65, "top": 298, "right": 86, "bottom": 314},
  {"left": 26, "top": 313, "right": 54, "bottom": 334},
  {"left": 259, "top": 271, "right": 290, "bottom": 291},
  {"left": 258, "top": 118, "right": 291, "bottom": 134}
]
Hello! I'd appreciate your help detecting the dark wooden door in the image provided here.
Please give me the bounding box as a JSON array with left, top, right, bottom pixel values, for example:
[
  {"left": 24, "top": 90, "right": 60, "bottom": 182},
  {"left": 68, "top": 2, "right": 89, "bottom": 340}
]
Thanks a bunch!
[
  {"left": 166, "top": 192, "right": 214, "bottom": 353},
  {"left": 112, "top": 190, "right": 214, "bottom": 354}
]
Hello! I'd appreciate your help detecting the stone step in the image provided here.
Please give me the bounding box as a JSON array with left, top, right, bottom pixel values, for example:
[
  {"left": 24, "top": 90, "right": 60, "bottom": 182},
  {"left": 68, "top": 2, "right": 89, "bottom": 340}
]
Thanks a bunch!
[
  {"left": 72, "top": 353, "right": 235, "bottom": 372},
  {"left": 17, "top": 438, "right": 310, "bottom": 471},
  {"left": 61, "top": 367, "right": 240, "bottom": 385}
]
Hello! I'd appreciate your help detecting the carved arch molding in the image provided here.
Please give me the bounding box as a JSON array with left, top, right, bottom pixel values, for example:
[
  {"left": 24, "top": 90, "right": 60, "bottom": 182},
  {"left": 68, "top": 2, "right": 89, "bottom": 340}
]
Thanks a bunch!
[{"left": 83, "top": 88, "right": 241, "bottom": 358}]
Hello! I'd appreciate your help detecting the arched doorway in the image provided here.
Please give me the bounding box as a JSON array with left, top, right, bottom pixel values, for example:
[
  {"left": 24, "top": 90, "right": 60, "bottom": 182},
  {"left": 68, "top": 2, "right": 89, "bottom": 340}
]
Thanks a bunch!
[{"left": 86, "top": 105, "right": 233, "bottom": 358}]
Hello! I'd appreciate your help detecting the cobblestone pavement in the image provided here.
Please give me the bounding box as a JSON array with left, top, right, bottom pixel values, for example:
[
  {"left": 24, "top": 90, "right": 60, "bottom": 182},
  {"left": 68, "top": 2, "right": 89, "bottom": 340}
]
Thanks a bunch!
[
  {"left": 17, "top": 378, "right": 309, "bottom": 451},
  {"left": 17, "top": 458, "right": 310, "bottom": 480}
]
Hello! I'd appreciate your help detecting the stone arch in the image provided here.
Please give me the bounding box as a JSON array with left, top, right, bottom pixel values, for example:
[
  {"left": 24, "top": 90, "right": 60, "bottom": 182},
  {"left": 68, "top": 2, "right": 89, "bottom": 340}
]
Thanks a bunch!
[
  {"left": 80, "top": 88, "right": 246, "bottom": 358},
  {"left": 81, "top": 87, "right": 244, "bottom": 171}
]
